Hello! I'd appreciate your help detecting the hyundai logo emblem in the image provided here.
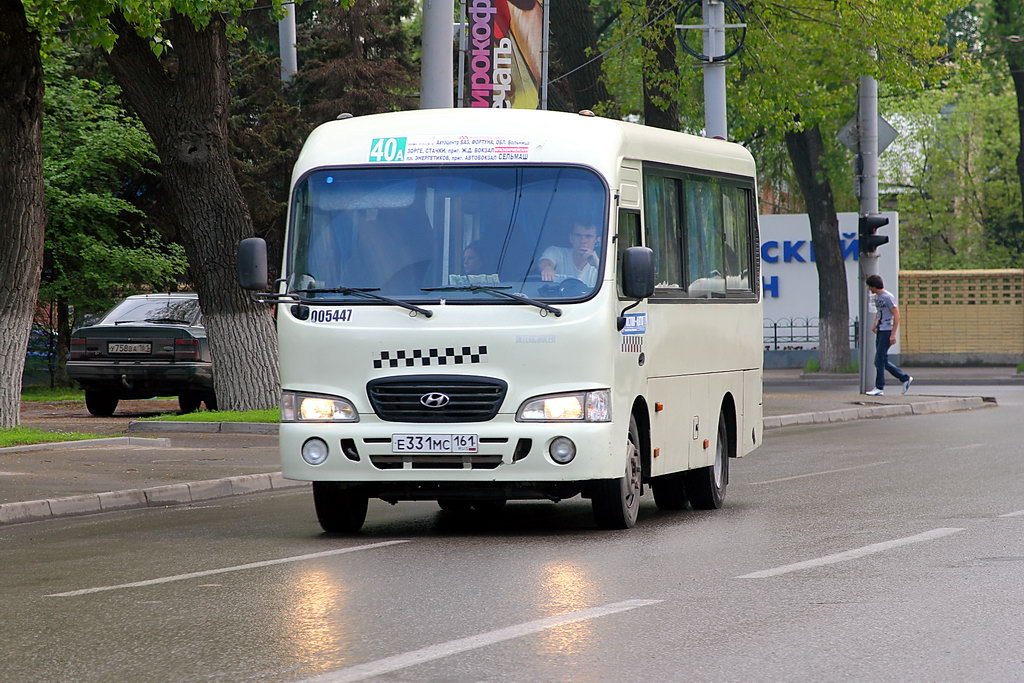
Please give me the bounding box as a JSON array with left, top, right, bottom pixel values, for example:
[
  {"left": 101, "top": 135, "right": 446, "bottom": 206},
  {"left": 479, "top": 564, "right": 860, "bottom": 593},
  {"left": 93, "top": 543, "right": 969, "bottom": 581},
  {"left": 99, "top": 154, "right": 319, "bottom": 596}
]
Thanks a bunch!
[{"left": 420, "top": 392, "right": 451, "bottom": 408}]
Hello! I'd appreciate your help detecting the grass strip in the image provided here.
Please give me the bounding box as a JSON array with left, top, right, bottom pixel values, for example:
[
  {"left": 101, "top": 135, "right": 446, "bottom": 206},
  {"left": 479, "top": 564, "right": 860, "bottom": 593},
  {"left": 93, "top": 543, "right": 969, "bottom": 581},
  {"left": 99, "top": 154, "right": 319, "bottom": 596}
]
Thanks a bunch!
[
  {"left": 139, "top": 408, "right": 279, "bottom": 423},
  {"left": 20, "top": 386, "right": 85, "bottom": 402},
  {"left": 0, "top": 426, "right": 107, "bottom": 448}
]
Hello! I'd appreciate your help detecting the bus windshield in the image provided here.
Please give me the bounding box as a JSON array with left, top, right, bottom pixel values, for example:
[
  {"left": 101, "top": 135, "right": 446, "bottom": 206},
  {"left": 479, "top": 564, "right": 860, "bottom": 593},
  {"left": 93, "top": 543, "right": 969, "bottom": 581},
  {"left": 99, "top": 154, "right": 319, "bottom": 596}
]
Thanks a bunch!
[{"left": 286, "top": 166, "right": 607, "bottom": 303}]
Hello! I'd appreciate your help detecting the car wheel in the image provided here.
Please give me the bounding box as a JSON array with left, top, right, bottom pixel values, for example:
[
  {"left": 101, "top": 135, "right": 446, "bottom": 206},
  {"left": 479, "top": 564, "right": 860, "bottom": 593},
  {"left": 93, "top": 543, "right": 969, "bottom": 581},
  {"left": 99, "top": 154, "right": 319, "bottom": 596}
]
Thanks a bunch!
[
  {"left": 84, "top": 391, "right": 118, "bottom": 417},
  {"left": 312, "top": 482, "right": 368, "bottom": 533},
  {"left": 178, "top": 394, "right": 202, "bottom": 414},
  {"left": 684, "top": 410, "right": 729, "bottom": 510},
  {"left": 591, "top": 415, "right": 642, "bottom": 529}
]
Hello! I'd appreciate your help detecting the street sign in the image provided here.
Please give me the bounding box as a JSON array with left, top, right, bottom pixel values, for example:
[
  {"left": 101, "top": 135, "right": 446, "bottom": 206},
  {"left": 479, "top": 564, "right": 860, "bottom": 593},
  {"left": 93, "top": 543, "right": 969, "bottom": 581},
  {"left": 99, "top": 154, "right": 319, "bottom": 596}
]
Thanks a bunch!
[{"left": 837, "top": 115, "right": 899, "bottom": 154}]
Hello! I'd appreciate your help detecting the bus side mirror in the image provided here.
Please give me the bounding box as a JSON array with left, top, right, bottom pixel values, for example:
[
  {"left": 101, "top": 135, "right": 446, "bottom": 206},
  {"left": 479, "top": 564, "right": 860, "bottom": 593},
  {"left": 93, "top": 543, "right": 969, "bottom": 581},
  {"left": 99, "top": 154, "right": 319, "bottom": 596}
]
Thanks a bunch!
[
  {"left": 237, "top": 237, "right": 269, "bottom": 290},
  {"left": 621, "top": 246, "right": 655, "bottom": 299}
]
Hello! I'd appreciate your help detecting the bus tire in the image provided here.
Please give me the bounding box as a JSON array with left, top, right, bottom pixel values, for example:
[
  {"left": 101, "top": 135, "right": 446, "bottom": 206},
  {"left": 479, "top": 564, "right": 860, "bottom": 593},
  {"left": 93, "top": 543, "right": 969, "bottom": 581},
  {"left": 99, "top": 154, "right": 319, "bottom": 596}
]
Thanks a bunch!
[
  {"left": 592, "top": 416, "right": 642, "bottom": 529},
  {"left": 313, "top": 482, "right": 368, "bottom": 533},
  {"left": 85, "top": 391, "right": 118, "bottom": 417},
  {"left": 684, "top": 411, "right": 729, "bottom": 510},
  {"left": 651, "top": 472, "right": 688, "bottom": 510}
]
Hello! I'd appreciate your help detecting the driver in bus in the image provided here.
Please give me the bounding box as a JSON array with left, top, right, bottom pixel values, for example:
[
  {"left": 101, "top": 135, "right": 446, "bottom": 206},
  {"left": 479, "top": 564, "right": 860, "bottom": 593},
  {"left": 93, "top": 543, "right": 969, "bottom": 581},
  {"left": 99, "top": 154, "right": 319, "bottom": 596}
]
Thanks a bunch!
[{"left": 538, "top": 222, "right": 600, "bottom": 287}]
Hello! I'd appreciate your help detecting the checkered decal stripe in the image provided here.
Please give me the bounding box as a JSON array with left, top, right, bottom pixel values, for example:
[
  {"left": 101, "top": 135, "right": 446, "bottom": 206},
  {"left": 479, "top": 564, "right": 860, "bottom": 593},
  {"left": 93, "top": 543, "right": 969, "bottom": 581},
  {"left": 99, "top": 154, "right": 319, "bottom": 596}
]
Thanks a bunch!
[
  {"left": 373, "top": 346, "right": 488, "bottom": 369},
  {"left": 621, "top": 336, "right": 643, "bottom": 353}
]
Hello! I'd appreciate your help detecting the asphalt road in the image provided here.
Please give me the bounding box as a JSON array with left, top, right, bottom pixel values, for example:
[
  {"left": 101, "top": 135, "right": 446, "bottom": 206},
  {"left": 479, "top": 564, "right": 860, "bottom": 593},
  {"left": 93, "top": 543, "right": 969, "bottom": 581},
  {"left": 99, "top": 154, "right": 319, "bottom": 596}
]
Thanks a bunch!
[{"left": 2, "top": 385, "right": 1022, "bottom": 682}]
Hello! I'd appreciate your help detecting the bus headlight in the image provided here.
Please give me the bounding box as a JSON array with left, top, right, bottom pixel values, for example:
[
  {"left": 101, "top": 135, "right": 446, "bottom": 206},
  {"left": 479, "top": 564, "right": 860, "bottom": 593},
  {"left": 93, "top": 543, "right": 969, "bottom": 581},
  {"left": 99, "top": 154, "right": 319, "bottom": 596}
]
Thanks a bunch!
[
  {"left": 516, "top": 390, "right": 611, "bottom": 422},
  {"left": 281, "top": 392, "right": 359, "bottom": 422}
]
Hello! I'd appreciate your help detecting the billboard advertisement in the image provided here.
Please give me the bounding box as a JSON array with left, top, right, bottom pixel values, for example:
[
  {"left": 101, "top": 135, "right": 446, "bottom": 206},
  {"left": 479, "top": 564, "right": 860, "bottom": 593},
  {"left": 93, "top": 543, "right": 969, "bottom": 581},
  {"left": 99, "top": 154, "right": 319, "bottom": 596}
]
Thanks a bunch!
[{"left": 461, "top": 0, "right": 547, "bottom": 109}]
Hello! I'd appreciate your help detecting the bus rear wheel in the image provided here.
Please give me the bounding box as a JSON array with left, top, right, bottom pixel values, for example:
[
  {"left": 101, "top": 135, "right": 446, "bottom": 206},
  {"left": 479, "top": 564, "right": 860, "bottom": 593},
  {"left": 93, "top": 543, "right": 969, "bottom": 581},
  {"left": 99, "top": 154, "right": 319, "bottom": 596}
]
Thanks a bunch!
[
  {"left": 651, "top": 472, "right": 688, "bottom": 510},
  {"left": 592, "top": 416, "right": 642, "bottom": 529},
  {"left": 313, "top": 482, "right": 368, "bottom": 533},
  {"left": 684, "top": 411, "right": 729, "bottom": 510}
]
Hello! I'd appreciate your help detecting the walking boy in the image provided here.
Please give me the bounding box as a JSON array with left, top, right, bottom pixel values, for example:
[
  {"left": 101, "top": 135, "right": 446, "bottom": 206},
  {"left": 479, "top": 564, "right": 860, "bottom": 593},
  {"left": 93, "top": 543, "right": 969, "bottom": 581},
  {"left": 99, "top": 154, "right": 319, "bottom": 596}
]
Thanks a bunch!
[{"left": 865, "top": 274, "right": 912, "bottom": 396}]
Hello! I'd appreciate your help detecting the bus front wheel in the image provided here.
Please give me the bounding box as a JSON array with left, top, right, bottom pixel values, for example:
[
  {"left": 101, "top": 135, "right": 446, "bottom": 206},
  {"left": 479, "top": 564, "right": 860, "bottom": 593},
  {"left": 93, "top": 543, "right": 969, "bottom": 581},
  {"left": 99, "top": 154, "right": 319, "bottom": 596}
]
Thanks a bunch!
[
  {"left": 684, "top": 411, "right": 729, "bottom": 510},
  {"left": 592, "top": 416, "right": 642, "bottom": 529},
  {"left": 313, "top": 482, "right": 368, "bottom": 533}
]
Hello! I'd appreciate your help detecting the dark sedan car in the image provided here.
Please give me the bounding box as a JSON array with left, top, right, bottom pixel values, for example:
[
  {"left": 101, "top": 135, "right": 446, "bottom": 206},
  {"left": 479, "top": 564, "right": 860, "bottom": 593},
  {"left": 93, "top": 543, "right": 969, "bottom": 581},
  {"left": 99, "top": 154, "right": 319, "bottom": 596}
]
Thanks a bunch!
[{"left": 66, "top": 293, "right": 216, "bottom": 416}]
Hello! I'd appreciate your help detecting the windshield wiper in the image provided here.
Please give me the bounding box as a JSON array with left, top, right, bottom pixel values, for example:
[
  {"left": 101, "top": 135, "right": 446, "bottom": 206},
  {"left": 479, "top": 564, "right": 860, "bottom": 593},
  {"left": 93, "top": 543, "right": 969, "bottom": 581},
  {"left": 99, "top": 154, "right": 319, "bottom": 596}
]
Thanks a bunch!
[
  {"left": 143, "top": 317, "right": 193, "bottom": 325},
  {"left": 292, "top": 286, "right": 433, "bottom": 318},
  {"left": 422, "top": 285, "right": 562, "bottom": 317},
  {"left": 113, "top": 318, "right": 188, "bottom": 325}
]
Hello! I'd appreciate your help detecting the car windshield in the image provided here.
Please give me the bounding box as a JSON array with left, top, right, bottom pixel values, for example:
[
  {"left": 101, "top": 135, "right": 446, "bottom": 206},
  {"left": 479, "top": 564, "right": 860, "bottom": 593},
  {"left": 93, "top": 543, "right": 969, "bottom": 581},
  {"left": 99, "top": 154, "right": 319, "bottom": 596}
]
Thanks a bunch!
[
  {"left": 286, "top": 166, "right": 607, "bottom": 303},
  {"left": 100, "top": 298, "right": 203, "bottom": 326}
]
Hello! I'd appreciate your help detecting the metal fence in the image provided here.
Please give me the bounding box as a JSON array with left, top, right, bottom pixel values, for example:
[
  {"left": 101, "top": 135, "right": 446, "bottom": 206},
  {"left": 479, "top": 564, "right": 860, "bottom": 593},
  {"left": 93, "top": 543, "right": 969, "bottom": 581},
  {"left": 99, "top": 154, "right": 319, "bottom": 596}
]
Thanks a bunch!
[{"left": 763, "top": 317, "right": 858, "bottom": 351}]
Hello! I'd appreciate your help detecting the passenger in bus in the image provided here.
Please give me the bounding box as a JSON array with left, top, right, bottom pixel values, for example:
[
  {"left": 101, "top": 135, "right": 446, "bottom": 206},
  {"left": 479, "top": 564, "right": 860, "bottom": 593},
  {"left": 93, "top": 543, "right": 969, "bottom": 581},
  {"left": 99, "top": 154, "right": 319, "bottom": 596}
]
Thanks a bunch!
[
  {"left": 463, "top": 241, "right": 488, "bottom": 274},
  {"left": 538, "top": 222, "right": 600, "bottom": 286}
]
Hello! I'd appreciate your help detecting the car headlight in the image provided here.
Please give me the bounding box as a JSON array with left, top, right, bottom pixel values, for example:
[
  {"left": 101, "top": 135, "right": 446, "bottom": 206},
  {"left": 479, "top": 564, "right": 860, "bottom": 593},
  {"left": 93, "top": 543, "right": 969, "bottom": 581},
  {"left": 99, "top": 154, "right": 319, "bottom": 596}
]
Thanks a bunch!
[
  {"left": 281, "top": 392, "right": 359, "bottom": 422},
  {"left": 516, "top": 390, "right": 611, "bottom": 422}
]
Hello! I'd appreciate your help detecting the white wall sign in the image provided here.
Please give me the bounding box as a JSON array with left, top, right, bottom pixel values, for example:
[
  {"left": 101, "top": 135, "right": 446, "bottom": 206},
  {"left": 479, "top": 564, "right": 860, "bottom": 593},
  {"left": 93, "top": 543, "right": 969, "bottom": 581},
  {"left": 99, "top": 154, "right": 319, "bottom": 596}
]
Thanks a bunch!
[{"left": 759, "top": 212, "right": 900, "bottom": 352}]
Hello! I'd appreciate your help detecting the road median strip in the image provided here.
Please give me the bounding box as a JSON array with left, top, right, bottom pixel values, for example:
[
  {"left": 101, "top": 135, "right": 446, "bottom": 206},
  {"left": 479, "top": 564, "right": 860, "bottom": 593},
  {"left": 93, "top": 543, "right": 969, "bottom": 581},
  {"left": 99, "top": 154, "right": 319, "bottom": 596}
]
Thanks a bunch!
[{"left": 0, "top": 395, "right": 993, "bottom": 526}]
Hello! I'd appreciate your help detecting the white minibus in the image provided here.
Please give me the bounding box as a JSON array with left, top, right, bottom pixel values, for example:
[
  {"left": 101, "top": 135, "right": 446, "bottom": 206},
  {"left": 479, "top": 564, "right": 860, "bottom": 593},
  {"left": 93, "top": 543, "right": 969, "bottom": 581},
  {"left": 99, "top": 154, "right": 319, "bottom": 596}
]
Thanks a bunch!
[{"left": 238, "top": 108, "right": 762, "bottom": 532}]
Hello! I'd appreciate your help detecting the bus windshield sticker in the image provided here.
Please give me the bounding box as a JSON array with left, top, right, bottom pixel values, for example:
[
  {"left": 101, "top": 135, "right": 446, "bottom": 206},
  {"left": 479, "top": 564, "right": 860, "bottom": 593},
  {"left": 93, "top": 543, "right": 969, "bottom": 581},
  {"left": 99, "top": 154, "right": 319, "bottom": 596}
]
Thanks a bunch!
[
  {"left": 308, "top": 308, "right": 353, "bottom": 324},
  {"left": 368, "top": 136, "right": 532, "bottom": 164},
  {"left": 622, "top": 313, "right": 647, "bottom": 335}
]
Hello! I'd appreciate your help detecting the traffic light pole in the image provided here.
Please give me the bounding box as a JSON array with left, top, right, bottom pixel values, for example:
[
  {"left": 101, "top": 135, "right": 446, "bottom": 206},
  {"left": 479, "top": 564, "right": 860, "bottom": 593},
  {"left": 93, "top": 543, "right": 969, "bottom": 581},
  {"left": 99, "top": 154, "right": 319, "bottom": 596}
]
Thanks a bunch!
[{"left": 857, "top": 74, "right": 880, "bottom": 394}]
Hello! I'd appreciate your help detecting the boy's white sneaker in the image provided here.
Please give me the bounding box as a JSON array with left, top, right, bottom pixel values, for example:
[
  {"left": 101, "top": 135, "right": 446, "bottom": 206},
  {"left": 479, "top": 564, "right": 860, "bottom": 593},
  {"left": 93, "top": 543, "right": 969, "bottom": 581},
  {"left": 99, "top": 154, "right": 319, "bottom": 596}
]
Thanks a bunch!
[
  {"left": 865, "top": 388, "right": 884, "bottom": 396},
  {"left": 902, "top": 376, "right": 914, "bottom": 394}
]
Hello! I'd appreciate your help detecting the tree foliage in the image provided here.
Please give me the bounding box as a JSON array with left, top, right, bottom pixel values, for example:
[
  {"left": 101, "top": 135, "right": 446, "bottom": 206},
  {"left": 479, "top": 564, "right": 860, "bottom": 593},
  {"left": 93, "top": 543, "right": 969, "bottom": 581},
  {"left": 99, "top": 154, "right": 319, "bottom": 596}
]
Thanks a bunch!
[
  {"left": 41, "top": 46, "right": 186, "bottom": 320},
  {"left": 882, "top": 74, "right": 1021, "bottom": 268}
]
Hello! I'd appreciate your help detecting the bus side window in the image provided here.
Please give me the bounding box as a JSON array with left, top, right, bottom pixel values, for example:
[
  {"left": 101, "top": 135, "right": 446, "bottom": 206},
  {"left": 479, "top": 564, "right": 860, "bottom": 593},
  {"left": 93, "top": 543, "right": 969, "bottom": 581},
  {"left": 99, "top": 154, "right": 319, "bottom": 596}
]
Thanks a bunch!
[{"left": 616, "top": 210, "right": 641, "bottom": 297}]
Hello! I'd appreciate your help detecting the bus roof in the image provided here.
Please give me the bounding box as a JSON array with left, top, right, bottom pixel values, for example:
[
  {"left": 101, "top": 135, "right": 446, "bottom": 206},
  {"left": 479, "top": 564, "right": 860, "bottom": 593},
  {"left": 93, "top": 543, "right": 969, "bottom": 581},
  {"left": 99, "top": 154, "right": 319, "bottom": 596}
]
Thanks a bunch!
[{"left": 293, "top": 109, "right": 756, "bottom": 181}]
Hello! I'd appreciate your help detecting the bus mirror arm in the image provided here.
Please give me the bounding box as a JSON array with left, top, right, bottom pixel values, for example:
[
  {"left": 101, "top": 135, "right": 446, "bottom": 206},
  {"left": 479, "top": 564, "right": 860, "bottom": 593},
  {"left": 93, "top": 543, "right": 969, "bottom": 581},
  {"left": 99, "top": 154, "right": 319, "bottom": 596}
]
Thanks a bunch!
[{"left": 616, "top": 300, "right": 642, "bottom": 331}]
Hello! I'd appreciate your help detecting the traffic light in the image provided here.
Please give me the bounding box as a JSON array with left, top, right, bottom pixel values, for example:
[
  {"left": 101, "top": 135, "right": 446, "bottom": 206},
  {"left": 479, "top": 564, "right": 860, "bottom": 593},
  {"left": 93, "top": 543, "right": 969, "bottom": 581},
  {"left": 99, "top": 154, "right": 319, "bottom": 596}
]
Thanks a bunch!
[{"left": 858, "top": 214, "right": 889, "bottom": 254}]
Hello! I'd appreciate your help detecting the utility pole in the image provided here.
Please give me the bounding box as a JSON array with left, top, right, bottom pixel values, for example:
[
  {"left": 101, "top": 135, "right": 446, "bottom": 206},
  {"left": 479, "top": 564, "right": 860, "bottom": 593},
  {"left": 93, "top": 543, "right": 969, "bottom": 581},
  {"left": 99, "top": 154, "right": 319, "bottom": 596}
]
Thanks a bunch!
[
  {"left": 421, "top": 0, "right": 455, "bottom": 108},
  {"left": 278, "top": 1, "right": 297, "bottom": 82},
  {"left": 857, "top": 74, "right": 880, "bottom": 394},
  {"left": 676, "top": 0, "right": 746, "bottom": 139}
]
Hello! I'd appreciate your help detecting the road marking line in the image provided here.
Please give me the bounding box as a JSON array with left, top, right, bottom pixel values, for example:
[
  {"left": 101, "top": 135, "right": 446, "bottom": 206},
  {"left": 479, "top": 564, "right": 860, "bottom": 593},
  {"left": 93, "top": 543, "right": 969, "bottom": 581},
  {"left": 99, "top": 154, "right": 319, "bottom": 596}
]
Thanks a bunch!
[
  {"left": 46, "top": 540, "right": 409, "bottom": 597},
  {"left": 745, "top": 461, "right": 889, "bottom": 485},
  {"left": 303, "top": 599, "right": 663, "bottom": 683},
  {"left": 999, "top": 510, "right": 1024, "bottom": 518},
  {"left": 736, "top": 528, "right": 964, "bottom": 579}
]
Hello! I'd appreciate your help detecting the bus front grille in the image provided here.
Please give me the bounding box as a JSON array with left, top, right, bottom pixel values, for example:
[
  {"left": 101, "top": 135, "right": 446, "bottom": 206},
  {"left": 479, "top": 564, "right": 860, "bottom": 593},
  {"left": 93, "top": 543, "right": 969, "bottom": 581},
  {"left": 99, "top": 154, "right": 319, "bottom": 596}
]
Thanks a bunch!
[{"left": 366, "top": 375, "right": 508, "bottom": 423}]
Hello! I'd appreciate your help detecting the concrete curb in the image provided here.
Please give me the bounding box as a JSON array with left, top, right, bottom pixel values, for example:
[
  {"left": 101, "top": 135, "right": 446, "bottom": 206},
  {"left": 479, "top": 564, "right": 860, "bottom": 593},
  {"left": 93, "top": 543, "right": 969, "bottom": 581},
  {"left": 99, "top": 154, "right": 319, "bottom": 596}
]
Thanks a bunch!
[
  {"left": 0, "top": 472, "right": 309, "bottom": 526},
  {"left": 762, "top": 396, "right": 989, "bottom": 431},
  {"left": 0, "top": 436, "right": 170, "bottom": 454},
  {"left": 128, "top": 421, "right": 278, "bottom": 435}
]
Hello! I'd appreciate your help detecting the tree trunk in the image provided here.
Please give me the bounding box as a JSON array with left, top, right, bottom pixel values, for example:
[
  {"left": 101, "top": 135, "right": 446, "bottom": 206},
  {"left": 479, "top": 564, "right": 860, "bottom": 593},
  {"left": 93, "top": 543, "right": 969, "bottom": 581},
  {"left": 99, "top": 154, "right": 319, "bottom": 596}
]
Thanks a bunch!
[
  {"left": 0, "top": 0, "right": 46, "bottom": 429},
  {"left": 105, "top": 13, "right": 279, "bottom": 411},
  {"left": 548, "top": 0, "right": 610, "bottom": 111},
  {"left": 641, "top": 0, "right": 678, "bottom": 131},
  {"left": 993, "top": 0, "right": 1024, "bottom": 224},
  {"left": 784, "top": 125, "right": 851, "bottom": 373}
]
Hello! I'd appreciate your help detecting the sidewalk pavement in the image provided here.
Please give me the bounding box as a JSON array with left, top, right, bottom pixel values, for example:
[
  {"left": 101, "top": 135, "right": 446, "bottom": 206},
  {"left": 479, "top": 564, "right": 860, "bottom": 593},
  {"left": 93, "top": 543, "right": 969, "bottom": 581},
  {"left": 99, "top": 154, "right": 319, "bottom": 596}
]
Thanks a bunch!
[{"left": 1, "top": 366, "right": 1016, "bottom": 526}]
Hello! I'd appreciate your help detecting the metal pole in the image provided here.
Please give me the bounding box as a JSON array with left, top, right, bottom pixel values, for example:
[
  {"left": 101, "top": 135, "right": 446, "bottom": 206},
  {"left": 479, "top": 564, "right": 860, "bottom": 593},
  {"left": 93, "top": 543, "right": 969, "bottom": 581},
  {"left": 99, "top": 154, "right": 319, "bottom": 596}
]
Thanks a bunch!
[
  {"left": 857, "top": 73, "right": 880, "bottom": 393},
  {"left": 278, "top": 2, "right": 297, "bottom": 82},
  {"left": 703, "top": 0, "right": 727, "bottom": 138},
  {"left": 540, "top": 0, "right": 550, "bottom": 110},
  {"left": 421, "top": 0, "right": 455, "bottom": 108},
  {"left": 456, "top": 2, "right": 467, "bottom": 107}
]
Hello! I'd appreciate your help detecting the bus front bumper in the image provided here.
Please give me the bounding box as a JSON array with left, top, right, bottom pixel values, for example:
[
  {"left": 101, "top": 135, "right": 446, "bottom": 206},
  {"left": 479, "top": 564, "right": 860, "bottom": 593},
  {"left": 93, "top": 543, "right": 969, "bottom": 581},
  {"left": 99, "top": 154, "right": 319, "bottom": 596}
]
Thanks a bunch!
[{"left": 279, "top": 417, "right": 626, "bottom": 484}]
